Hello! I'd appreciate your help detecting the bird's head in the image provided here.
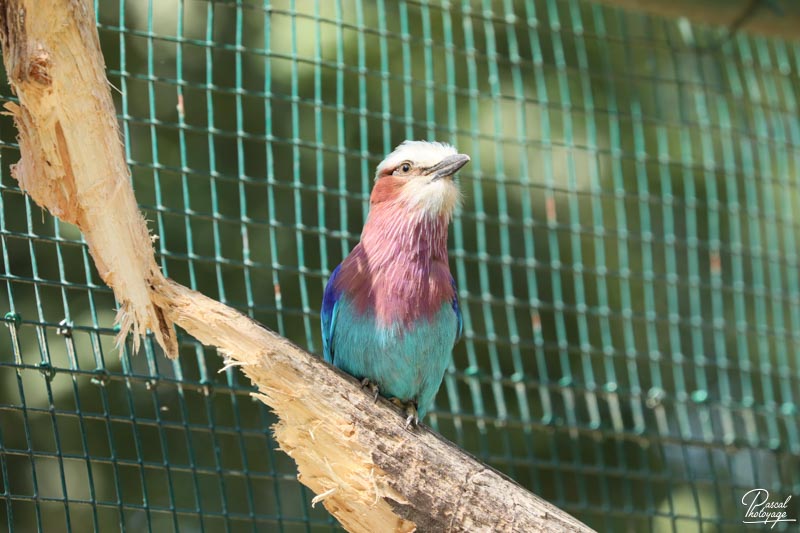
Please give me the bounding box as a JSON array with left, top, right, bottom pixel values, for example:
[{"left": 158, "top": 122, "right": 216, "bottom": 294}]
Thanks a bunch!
[{"left": 371, "top": 140, "right": 470, "bottom": 219}]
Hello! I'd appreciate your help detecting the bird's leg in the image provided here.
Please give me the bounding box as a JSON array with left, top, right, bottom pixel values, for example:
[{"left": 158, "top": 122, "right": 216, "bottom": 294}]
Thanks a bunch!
[
  {"left": 390, "top": 398, "right": 419, "bottom": 429},
  {"left": 360, "top": 378, "right": 380, "bottom": 402}
]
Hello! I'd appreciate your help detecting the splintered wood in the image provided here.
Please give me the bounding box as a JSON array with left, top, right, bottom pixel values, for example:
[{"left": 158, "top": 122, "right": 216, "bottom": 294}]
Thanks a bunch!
[
  {"left": 0, "top": 1, "right": 594, "bottom": 531},
  {"left": 150, "top": 279, "right": 417, "bottom": 532},
  {"left": 151, "top": 279, "right": 591, "bottom": 532},
  {"left": 0, "top": 0, "right": 177, "bottom": 357}
]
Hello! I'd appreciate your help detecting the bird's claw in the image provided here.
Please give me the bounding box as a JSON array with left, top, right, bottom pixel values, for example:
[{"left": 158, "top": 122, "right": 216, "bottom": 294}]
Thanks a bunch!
[
  {"left": 390, "top": 398, "right": 419, "bottom": 429},
  {"left": 360, "top": 378, "right": 380, "bottom": 402},
  {"left": 404, "top": 410, "right": 419, "bottom": 429}
]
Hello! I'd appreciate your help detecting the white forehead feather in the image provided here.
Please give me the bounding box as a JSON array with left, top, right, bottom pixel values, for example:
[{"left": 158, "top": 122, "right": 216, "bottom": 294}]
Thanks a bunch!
[{"left": 376, "top": 140, "right": 458, "bottom": 177}]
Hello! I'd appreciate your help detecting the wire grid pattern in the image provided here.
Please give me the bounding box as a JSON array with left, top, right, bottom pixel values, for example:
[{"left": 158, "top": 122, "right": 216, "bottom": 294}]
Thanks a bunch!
[{"left": 1, "top": 0, "right": 799, "bottom": 531}]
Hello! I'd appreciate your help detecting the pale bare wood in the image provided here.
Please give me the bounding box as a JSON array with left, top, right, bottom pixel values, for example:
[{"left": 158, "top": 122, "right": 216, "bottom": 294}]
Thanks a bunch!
[
  {"left": 152, "top": 278, "right": 594, "bottom": 532},
  {"left": 0, "top": 0, "right": 177, "bottom": 357},
  {"left": 0, "top": 1, "right": 595, "bottom": 531}
]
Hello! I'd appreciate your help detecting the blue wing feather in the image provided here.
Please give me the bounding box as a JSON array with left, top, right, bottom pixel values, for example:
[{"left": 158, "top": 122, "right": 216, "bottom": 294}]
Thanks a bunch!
[
  {"left": 321, "top": 263, "right": 343, "bottom": 363},
  {"left": 450, "top": 276, "right": 463, "bottom": 345}
]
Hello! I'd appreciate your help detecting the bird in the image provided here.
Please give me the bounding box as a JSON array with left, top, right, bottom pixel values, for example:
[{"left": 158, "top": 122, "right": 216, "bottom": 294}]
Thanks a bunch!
[{"left": 321, "top": 140, "right": 469, "bottom": 427}]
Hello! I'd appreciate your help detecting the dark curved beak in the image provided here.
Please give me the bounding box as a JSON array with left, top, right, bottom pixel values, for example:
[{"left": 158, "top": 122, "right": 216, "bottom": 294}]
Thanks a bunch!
[{"left": 429, "top": 153, "right": 470, "bottom": 180}]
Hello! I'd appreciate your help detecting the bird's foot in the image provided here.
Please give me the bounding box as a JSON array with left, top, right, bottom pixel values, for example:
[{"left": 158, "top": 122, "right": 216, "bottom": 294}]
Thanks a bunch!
[
  {"left": 360, "top": 378, "right": 380, "bottom": 402},
  {"left": 390, "top": 398, "right": 419, "bottom": 429},
  {"left": 403, "top": 402, "right": 419, "bottom": 429}
]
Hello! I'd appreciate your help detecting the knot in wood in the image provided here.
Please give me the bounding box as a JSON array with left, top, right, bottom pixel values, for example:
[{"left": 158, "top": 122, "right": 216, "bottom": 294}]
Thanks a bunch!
[{"left": 26, "top": 45, "right": 50, "bottom": 85}]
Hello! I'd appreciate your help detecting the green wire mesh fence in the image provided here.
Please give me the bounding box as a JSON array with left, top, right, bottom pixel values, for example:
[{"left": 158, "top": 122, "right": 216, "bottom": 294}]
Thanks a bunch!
[{"left": 1, "top": 0, "right": 799, "bottom": 531}]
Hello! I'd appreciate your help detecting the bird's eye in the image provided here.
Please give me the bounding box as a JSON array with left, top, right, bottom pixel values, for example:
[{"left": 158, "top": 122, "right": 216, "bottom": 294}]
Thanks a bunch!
[{"left": 395, "top": 162, "right": 412, "bottom": 175}]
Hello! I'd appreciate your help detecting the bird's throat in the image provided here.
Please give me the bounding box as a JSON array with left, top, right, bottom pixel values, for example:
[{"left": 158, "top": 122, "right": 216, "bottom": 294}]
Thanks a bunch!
[{"left": 361, "top": 205, "right": 450, "bottom": 267}]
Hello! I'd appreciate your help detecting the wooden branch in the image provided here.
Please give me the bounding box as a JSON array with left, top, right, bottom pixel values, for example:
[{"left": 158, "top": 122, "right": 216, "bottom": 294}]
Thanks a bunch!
[
  {"left": 0, "top": 0, "right": 178, "bottom": 357},
  {"left": 153, "top": 279, "right": 594, "bottom": 532},
  {"left": 0, "top": 0, "right": 595, "bottom": 531}
]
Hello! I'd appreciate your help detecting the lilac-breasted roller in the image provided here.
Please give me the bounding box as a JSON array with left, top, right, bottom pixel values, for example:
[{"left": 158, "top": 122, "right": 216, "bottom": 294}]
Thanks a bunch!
[{"left": 321, "top": 141, "right": 469, "bottom": 427}]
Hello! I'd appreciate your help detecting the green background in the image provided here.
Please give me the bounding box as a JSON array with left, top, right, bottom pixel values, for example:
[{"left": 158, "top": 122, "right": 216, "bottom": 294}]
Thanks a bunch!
[{"left": 1, "top": 0, "right": 799, "bottom": 531}]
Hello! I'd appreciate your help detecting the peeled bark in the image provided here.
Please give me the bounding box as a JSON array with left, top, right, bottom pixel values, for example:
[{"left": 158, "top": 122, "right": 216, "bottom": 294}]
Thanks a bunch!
[
  {"left": 152, "top": 278, "right": 593, "bottom": 532},
  {"left": 0, "top": 0, "right": 178, "bottom": 357}
]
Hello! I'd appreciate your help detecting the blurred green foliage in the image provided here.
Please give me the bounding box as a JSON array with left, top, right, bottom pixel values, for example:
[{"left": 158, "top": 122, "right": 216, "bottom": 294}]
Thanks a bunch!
[{"left": 1, "top": 0, "right": 799, "bottom": 531}]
